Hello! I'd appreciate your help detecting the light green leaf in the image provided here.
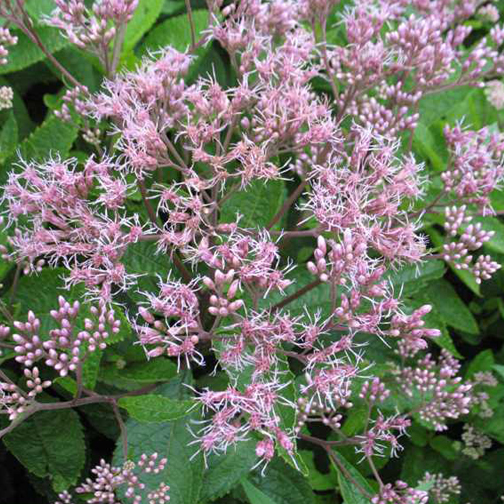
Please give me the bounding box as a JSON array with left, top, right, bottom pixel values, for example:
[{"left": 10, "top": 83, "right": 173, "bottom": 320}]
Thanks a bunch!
[
  {"left": 0, "top": 26, "right": 70, "bottom": 75},
  {"left": 4, "top": 409, "right": 85, "bottom": 492},
  {"left": 118, "top": 394, "right": 195, "bottom": 422},
  {"left": 242, "top": 479, "right": 277, "bottom": 504},
  {"left": 493, "top": 364, "right": 504, "bottom": 381},
  {"left": 113, "top": 376, "right": 205, "bottom": 504},
  {"left": 123, "top": 0, "right": 165, "bottom": 52},
  {"left": 424, "top": 279, "right": 479, "bottom": 335},
  {"left": 200, "top": 440, "right": 258, "bottom": 502}
]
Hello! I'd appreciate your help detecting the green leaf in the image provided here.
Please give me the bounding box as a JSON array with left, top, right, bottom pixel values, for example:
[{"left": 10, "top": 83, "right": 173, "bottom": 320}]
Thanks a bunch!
[
  {"left": 4, "top": 409, "right": 85, "bottom": 492},
  {"left": 82, "top": 349, "right": 102, "bottom": 390},
  {"left": 0, "top": 26, "right": 70, "bottom": 75},
  {"left": 242, "top": 479, "right": 277, "bottom": 504},
  {"left": 299, "top": 450, "right": 338, "bottom": 491},
  {"left": 120, "top": 359, "right": 178, "bottom": 382},
  {"left": 16, "top": 114, "right": 78, "bottom": 162},
  {"left": 200, "top": 440, "right": 258, "bottom": 502},
  {"left": 162, "top": 0, "right": 185, "bottom": 15},
  {"left": 221, "top": 179, "right": 286, "bottom": 229},
  {"left": 118, "top": 394, "right": 195, "bottom": 422},
  {"left": 140, "top": 9, "right": 209, "bottom": 55},
  {"left": 493, "top": 364, "right": 504, "bottom": 381},
  {"left": 113, "top": 376, "right": 205, "bottom": 504},
  {"left": 14, "top": 268, "right": 80, "bottom": 334},
  {"left": 429, "top": 435, "right": 458, "bottom": 461},
  {"left": 466, "top": 349, "right": 495, "bottom": 379},
  {"left": 332, "top": 452, "right": 374, "bottom": 504},
  {"left": 424, "top": 279, "right": 479, "bottom": 335},
  {"left": 249, "top": 457, "right": 316, "bottom": 504},
  {"left": 386, "top": 260, "right": 446, "bottom": 297},
  {"left": 24, "top": 0, "right": 57, "bottom": 20},
  {"left": 123, "top": 0, "right": 165, "bottom": 52},
  {"left": 0, "top": 111, "right": 18, "bottom": 163}
]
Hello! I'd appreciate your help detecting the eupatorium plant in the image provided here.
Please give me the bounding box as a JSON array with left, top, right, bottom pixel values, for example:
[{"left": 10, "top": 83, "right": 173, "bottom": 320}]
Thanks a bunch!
[{"left": 1, "top": 1, "right": 504, "bottom": 503}]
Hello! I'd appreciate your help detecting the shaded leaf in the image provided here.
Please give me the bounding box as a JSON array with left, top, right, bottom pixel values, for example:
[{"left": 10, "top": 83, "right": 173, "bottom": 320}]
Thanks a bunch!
[
  {"left": 200, "top": 439, "right": 258, "bottom": 502},
  {"left": 4, "top": 409, "right": 85, "bottom": 492}
]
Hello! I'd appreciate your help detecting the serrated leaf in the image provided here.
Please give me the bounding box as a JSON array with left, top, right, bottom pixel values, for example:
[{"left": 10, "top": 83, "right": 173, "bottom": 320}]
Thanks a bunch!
[
  {"left": 113, "top": 376, "right": 204, "bottom": 504},
  {"left": 16, "top": 114, "right": 78, "bottom": 162},
  {"left": 386, "top": 260, "right": 445, "bottom": 297},
  {"left": 123, "top": 0, "right": 165, "bottom": 52},
  {"left": 424, "top": 279, "right": 479, "bottom": 335},
  {"left": 140, "top": 9, "right": 209, "bottom": 55},
  {"left": 242, "top": 479, "right": 277, "bottom": 504},
  {"left": 331, "top": 452, "right": 373, "bottom": 504},
  {"left": 249, "top": 457, "right": 316, "bottom": 504},
  {"left": 221, "top": 179, "right": 286, "bottom": 229},
  {"left": 118, "top": 394, "right": 194, "bottom": 422},
  {"left": 3, "top": 409, "right": 85, "bottom": 492},
  {"left": 200, "top": 439, "right": 258, "bottom": 502},
  {"left": 0, "top": 26, "right": 70, "bottom": 75},
  {"left": 82, "top": 349, "right": 102, "bottom": 390}
]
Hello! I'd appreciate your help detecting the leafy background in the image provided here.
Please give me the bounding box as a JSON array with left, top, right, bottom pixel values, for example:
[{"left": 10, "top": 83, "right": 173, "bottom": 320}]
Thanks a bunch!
[{"left": 0, "top": 1, "right": 504, "bottom": 503}]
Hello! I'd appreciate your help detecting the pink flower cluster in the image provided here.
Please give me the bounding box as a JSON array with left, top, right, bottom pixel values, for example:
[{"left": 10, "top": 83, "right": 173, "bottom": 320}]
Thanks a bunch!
[{"left": 54, "top": 453, "right": 168, "bottom": 504}]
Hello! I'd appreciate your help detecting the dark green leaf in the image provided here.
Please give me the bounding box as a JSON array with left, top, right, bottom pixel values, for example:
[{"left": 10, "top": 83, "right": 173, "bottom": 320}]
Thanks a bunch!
[
  {"left": 200, "top": 440, "right": 258, "bottom": 502},
  {"left": 424, "top": 279, "right": 479, "bottom": 335},
  {"left": 4, "top": 409, "right": 85, "bottom": 492},
  {"left": 249, "top": 457, "right": 316, "bottom": 504},
  {"left": 332, "top": 452, "right": 374, "bottom": 504},
  {"left": 242, "top": 479, "right": 277, "bottom": 504}
]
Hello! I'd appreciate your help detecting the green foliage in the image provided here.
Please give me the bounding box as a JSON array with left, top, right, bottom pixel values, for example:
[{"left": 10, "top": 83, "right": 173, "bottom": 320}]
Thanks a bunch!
[
  {"left": 113, "top": 376, "right": 205, "bottom": 504},
  {"left": 4, "top": 409, "right": 85, "bottom": 492},
  {"left": 117, "top": 394, "right": 195, "bottom": 422},
  {"left": 220, "top": 179, "right": 286, "bottom": 229},
  {"left": 0, "top": 111, "right": 18, "bottom": 163},
  {"left": 332, "top": 453, "right": 374, "bottom": 504},
  {"left": 140, "top": 9, "right": 209, "bottom": 55},
  {"left": 123, "top": 0, "right": 165, "bottom": 52},
  {"left": 0, "top": 26, "right": 69, "bottom": 75},
  {"left": 200, "top": 440, "right": 258, "bottom": 502}
]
